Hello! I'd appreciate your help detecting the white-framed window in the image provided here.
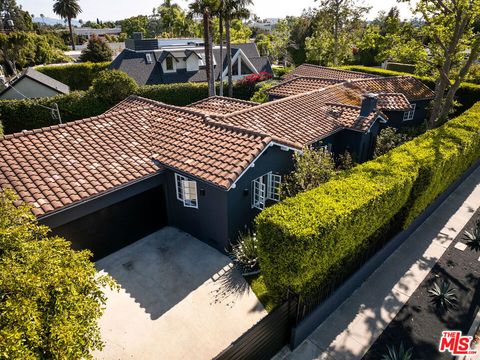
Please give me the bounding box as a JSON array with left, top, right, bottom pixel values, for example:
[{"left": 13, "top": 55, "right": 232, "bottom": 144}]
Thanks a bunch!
[
  {"left": 319, "top": 143, "right": 332, "bottom": 153},
  {"left": 252, "top": 172, "right": 282, "bottom": 210},
  {"left": 267, "top": 173, "right": 282, "bottom": 201},
  {"left": 403, "top": 103, "right": 416, "bottom": 121},
  {"left": 175, "top": 173, "right": 198, "bottom": 208},
  {"left": 252, "top": 177, "right": 266, "bottom": 210}
]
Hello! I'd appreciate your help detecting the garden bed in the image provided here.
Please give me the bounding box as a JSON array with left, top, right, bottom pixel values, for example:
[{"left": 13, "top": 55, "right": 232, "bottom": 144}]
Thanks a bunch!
[{"left": 363, "top": 207, "right": 480, "bottom": 360}]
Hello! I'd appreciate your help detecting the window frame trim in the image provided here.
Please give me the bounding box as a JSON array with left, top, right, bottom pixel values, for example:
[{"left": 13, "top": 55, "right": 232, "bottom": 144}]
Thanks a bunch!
[
  {"left": 175, "top": 173, "right": 198, "bottom": 209},
  {"left": 403, "top": 103, "right": 416, "bottom": 121}
]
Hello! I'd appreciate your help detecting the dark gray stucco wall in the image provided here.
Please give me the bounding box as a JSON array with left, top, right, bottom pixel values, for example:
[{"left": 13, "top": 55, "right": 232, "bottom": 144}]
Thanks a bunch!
[
  {"left": 383, "top": 99, "right": 431, "bottom": 129},
  {"left": 226, "top": 145, "right": 296, "bottom": 244},
  {"left": 163, "top": 170, "right": 230, "bottom": 250},
  {"left": 313, "top": 126, "right": 379, "bottom": 163}
]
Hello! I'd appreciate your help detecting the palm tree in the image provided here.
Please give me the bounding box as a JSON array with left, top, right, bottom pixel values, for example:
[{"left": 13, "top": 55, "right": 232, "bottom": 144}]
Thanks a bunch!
[
  {"left": 223, "top": 0, "right": 252, "bottom": 97},
  {"left": 53, "top": 0, "right": 82, "bottom": 51},
  {"left": 189, "top": 0, "right": 220, "bottom": 97}
]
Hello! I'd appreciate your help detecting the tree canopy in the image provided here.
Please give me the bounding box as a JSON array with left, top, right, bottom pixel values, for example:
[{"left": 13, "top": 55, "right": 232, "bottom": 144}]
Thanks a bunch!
[
  {"left": 0, "top": 189, "right": 116, "bottom": 359},
  {"left": 79, "top": 34, "right": 113, "bottom": 63}
]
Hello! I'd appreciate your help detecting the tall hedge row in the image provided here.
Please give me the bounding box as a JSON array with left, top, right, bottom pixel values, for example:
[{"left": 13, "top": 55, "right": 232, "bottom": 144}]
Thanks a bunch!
[
  {"left": 0, "top": 92, "right": 111, "bottom": 133},
  {"left": 35, "top": 62, "right": 111, "bottom": 90},
  {"left": 341, "top": 65, "right": 480, "bottom": 113},
  {"left": 256, "top": 102, "right": 480, "bottom": 299},
  {"left": 0, "top": 82, "right": 258, "bottom": 134}
]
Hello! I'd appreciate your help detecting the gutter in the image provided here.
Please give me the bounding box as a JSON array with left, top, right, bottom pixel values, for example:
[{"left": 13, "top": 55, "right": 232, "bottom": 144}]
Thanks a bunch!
[{"left": 38, "top": 171, "right": 165, "bottom": 223}]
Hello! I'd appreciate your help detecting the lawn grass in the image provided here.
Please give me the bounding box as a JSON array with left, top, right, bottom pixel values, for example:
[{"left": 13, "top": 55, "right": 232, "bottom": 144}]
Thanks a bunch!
[{"left": 247, "top": 274, "right": 276, "bottom": 312}]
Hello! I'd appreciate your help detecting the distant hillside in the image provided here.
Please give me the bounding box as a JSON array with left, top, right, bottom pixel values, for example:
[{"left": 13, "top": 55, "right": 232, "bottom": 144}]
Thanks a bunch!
[{"left": 33, "top": 17, "right": 81, "bottom": 27}]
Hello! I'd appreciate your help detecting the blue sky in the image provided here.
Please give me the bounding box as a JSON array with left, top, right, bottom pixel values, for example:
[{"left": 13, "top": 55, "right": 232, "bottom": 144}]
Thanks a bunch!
[{"left": 18, "top": 0, "right": 415, "bottom": 23}]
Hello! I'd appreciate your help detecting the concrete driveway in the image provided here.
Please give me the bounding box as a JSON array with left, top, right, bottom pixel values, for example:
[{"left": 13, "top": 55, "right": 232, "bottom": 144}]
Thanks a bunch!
[{"left": 93, "top": 227, "right": 266, "bottom": 360}]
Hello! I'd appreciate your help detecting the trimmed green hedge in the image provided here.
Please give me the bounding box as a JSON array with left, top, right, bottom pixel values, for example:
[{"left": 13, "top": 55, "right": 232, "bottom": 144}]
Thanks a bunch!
[
  {"left": 341, "top": 65, "right": 480, "bottom": 113},
  {"left": 256, "top": 102, "right": 480, "bottom": 299},
  {"left": 384, "top": 62, "right": 416, "bottom": 74},
  {"left": 0, "top": 92, "right": 111, "bottom": 133},
  {"left": 36, "top": 62, "right": 111, "bottom": 91},
  {"left": 0, "top": 81, "right": 258, "bottom": 134}
]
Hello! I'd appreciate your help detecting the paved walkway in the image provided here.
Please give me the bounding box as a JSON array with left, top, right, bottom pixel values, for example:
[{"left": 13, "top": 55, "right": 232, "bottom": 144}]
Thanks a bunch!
[
  {"left": 275, "top": 166, "right": 480, "bottom": 360},
  {"left": 93, "top": 227, "right": 266, "bottom": 360}
]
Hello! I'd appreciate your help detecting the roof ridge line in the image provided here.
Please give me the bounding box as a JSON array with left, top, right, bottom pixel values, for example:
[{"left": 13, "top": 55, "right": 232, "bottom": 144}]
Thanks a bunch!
[
  {"left": 205, "top": 116, "right": 302, "bottom": 149},
  {"left": 188, "top": 95, "right": 260, "bottom": 107},
  {"left": 215, "top": 81, "right": 350, "bottom": 119},
  {"left": 292, "top": 64, "right": 380, "bottom": 78}
]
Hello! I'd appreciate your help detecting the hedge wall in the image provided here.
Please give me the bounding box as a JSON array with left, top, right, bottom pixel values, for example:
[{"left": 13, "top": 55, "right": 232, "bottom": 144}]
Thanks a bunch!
[
  {"left": 0, "top": 91, "right": 111, "bottom": 133},
  {"left": 0, "top": 81, "right": 258, "bottom": 134},
  {"left": 341, "top": 65, "right": 480, "bottom": 113},
  {"left": 136, "top": 81, "right": 256, "bottom": 106},
  {"left": 256, "top": 102, "right": 480, "bottom": 299},
  {"left": 36, "top": 62, "right": 111, "bottom": 91}
]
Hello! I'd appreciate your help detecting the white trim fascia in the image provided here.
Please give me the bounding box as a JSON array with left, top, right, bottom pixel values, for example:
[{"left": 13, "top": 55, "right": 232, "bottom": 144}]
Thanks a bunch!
[
  {"left": 228, "top": 141, "right": 300, "bottom": 191},
  {"left": 221, "top": 49, "right": 258, "bottom": 78}
]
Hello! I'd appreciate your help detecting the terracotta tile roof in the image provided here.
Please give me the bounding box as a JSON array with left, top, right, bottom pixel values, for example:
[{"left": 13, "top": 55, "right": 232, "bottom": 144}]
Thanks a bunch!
[
  {"left": 266, "top": 77, "right": 343, "bottom": 98},
  {"left": 325, "top": 103, "right": 384, "bottom": 131},
  {"left": 0, "top": 96, "right": 284, "bottom": 216},
  {"left": 188, "top": 96, "right": 260, "bottom": 115},
  {"left": 352, "top": 76, "right": 435, "bottom": 101},
  {"left": 283, "top": 64, "right": 376, "bottom": 81},
  {"left": 0, "top": 107, "right": 159, "bottom": 217},
  {"left": 211, "top": 82, "right": 381, "bottom": 146},
  {"left": 376, "top": 93, "right": 412, "bottom": 111}
]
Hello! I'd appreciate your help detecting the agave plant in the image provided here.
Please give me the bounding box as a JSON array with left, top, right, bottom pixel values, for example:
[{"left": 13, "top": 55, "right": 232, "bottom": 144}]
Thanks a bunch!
[
  {"left": 428, "top": 280, "right": 457, "bottom": 311},
  {"left": 464, "top": 220, "right": 480, "bottom": 252},
  {"left": 381, "top": 342, "right": 413, "bottom": 360},
  {"left": 228, "top": 230, "right": 259, "bottom": 275}
]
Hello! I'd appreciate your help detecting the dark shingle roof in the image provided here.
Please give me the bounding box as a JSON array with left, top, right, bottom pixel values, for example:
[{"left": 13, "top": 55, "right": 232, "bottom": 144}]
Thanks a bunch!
[
  {"left": 0, "top": 67, "right": 70, "bottom": 96},
  {"left": 109, "top": 43, "right": 272, "bottom": 86}
]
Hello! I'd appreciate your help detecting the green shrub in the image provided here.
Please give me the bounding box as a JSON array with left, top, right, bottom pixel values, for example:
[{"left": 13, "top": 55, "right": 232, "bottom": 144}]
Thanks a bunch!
[
  {"left": 0, "top": 189, "right": 116, "bottom": 358},
  {"left": 79, "top": 35, "right": 114, "bottom": 63},
  {"left": 36, "top": 62, "right": 111, "bottom": 90},
  {"left": 250, "top": 80, "right": 278, "bottom": 103},
  {"left": 135, "top": 81, "right": 257, "bottom": 106},
  {"left": 92, "top": 70, "right": 138, "bottom": 105},
  {"left": 0, "top": 92, "right": 110, "bottom": 134},
  {"left": 272, "top": 66, "right": 294, "bottom": 78},
  {"left": 384, "top": 62, "right": 416, "bottom": 74},
  {"left": 256, "top": 102, "right": 480, "bottom": 300}
]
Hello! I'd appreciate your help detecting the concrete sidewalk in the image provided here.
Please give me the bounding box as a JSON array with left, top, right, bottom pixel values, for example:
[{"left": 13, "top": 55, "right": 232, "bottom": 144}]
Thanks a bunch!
[{"left": 275, "top": 166, "right": 480, "bottom": 360}]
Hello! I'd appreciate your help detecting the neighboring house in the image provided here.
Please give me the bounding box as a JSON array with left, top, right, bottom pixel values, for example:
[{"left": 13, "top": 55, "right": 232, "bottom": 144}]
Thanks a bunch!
[
  {"left": 73, "top": 27, "right": 122, "bottom": 38},
  {"left": 109, "top": 34, "right": 272, "bottom": 85},
  {"left": 0, "top": 67, "right": 70, "bottom": 100}
]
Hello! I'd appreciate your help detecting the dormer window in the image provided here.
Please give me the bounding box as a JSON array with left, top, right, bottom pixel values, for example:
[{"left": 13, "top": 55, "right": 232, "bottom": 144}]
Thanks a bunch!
[{"left": 165, "top": 57, "right": 174, "bottom": 71}]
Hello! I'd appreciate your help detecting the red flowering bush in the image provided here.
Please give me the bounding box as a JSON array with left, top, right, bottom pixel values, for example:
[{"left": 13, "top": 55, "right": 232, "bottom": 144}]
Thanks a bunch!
[{"left": 237, "top": 71, "right": 273, "bottom": 85}]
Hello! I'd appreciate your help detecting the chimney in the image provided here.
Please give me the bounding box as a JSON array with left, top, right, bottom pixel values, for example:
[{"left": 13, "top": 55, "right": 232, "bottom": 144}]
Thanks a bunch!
[
  {"left": 132, "top": 32, "right": 144, "bottom": 41},
  {"left": 360, "top": 93, "right": 378, "bottom": 117}
]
